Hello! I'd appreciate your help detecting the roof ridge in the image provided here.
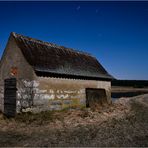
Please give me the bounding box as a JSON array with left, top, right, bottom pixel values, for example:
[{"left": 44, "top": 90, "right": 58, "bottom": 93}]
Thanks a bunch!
[{"left": 11, "top": 32, "right": 93, "bottom": 57}]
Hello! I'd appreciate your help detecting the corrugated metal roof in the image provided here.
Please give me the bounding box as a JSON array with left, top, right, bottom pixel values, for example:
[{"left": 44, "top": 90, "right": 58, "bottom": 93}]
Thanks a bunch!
[{"left": 12, "top": 32, "right": 113, "bottom": 80}]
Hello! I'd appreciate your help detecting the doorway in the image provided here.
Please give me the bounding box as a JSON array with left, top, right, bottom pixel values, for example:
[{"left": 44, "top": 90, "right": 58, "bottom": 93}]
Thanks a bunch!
[{"left": 86, "top": 88, "right": 107, "bottom": 108}]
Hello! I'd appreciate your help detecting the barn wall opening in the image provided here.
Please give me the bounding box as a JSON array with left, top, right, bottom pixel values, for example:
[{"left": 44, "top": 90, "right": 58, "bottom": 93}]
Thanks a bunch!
[{"left": 86, "top": 88, "right": 107, "bottom": 108}]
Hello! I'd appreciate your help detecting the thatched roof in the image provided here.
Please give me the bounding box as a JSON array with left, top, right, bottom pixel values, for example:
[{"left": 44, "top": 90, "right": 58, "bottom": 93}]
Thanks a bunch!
[{"left": 11, "top": 32, "right": 113, "bottom": 80}]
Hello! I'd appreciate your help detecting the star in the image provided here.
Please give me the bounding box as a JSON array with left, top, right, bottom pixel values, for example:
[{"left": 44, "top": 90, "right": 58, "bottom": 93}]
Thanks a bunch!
[{"left": 76, "top": 6, "right": 81, "bottom": 11}]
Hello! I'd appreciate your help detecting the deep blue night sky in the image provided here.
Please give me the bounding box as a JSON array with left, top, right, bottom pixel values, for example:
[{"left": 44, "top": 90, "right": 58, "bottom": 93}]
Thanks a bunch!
[{"left": 0, "top": 1, "right": 148, "bottom": 80}]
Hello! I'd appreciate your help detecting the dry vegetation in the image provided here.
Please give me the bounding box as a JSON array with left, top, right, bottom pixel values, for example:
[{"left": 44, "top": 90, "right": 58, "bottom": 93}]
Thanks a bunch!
[{"left": 0, "top": 94, "right": 148, "bottom": 147}]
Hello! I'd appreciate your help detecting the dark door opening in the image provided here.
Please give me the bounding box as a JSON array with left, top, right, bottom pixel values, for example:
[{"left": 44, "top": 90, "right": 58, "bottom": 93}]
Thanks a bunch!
[{"left": 86, "top": 88, "right": 107, "bottom": 108}]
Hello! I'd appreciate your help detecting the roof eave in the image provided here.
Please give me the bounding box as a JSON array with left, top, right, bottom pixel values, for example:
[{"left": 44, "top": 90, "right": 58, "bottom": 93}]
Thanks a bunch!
[{"left": 35, "top": 70, "right": 113, "bottom": 81}]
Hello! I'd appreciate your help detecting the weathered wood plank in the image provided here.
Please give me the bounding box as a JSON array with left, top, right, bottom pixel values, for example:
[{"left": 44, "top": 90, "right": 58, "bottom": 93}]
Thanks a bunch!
[{"left": 4, "top": 78, "right": 17, "bottom": 117}]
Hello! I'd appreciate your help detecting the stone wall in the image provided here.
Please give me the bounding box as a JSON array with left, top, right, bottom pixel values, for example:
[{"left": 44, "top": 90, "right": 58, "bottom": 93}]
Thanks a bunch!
[{"left": 18, "top": 77, "right": 111, "bottom": 112}]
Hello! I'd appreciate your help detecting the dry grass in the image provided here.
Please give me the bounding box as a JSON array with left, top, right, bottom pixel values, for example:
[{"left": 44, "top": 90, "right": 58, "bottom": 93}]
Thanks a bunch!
[{"left": 0, "top": 94, "right": 148, "bottom": 147}]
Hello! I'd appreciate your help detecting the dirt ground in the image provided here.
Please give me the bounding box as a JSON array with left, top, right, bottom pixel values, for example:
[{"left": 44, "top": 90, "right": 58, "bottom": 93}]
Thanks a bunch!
[{"left": 0, "top": 94, "right": 148, "bottom": 147}]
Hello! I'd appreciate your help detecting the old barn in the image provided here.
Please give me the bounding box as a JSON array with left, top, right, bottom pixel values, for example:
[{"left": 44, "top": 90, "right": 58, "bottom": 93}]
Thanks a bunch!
[{"left": 0, "top": 32, "right": 113, "bottom": 115}]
